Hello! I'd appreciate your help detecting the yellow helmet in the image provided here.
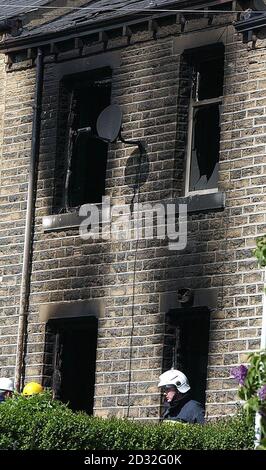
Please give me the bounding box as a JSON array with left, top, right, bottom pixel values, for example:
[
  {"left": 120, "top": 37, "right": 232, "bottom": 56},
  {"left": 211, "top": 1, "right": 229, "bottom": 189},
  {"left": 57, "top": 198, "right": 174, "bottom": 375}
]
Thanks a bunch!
[{"left": 22, "top": 382, "right": 43, "bottom": 396}]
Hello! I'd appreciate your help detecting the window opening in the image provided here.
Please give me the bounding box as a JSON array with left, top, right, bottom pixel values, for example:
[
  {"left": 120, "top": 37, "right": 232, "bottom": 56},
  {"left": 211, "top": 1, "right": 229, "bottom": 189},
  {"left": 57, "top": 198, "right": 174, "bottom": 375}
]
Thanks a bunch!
[
  {"left": 185, "top": 45, "right": 224, "bottom": 195},
  {"left": 167, "top": 307, "right": 210, "bottom": 405},
  {"left": 47, "top": 317, "right": 98, "bottom": 414},
  {"left": 61, "top": 69, "right": 112, "bottom": 209}
]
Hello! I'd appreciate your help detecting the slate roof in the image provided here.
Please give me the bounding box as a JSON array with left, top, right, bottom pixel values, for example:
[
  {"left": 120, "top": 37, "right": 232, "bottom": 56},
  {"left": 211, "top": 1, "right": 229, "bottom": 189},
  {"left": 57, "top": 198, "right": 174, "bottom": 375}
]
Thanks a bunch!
[
  {"left": 0, "top": 0, "right": 220, "bottom": 46},
  {"left": 20, "top": 0, "right": 184, "bottom": 36},
  {"left": 0, "top": 0, "right": 52, "bottom": 21}
]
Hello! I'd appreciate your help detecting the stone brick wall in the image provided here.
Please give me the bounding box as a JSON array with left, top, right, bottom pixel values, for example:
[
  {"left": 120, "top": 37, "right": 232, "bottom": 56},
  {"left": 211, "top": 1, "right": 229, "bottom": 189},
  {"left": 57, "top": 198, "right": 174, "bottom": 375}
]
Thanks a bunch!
[
  {"left": 0, "top": 63, "right": 36, "bottom": 375},
  {"left": 0, "top": 12, "right": 265, "bottom": 421}
]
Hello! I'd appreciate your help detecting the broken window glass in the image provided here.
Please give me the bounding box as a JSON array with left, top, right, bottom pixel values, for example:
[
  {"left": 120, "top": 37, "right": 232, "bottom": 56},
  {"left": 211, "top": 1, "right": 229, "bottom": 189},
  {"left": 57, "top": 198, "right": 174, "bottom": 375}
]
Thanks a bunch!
[
  {"left": 184, "top": 45, "right": 224, "bottom": 194},
  {"left": 189, "top": 104, "right": 220, "bottom": 192}
]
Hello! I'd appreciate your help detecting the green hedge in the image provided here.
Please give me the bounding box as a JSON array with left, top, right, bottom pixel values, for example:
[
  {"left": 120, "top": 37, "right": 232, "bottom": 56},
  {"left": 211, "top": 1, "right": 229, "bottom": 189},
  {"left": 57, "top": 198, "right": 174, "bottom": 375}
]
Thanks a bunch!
[{"left": 0, "top": 392, "right": 254, "bottom": 450}]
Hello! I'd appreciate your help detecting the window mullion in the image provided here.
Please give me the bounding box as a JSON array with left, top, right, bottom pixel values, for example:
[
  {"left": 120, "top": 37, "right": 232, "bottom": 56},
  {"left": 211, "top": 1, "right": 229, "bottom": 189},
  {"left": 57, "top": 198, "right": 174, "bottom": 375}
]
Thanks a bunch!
[{"left": 192, "top": 96, "right": 222, "bottom": 108}]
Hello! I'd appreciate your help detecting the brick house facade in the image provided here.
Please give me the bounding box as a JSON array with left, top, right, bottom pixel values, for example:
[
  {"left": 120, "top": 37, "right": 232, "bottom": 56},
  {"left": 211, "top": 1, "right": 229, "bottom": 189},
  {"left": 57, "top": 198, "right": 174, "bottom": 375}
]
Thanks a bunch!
[{"left": 0, "top": 0, "right": 265, "bottom": 420}]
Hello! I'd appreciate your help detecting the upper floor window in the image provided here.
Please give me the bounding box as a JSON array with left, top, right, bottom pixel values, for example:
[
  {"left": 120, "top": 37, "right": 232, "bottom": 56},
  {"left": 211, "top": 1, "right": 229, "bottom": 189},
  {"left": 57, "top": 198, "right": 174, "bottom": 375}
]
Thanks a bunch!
[
  {"left": 184, "top": 45, "right": 224, "bottom": 196},
  {"left": 55, "top": 68, "right": 112, "bottom": 211}
]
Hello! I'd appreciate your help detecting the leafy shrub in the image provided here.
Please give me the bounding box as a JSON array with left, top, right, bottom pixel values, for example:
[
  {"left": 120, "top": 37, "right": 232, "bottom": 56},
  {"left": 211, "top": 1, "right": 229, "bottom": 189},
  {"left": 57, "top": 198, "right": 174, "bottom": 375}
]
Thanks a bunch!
[
  {"left": 0, "top": 392, "right": 254, "bottom": 450},
  {"left": 231, "top": 351, "right": 266, "bottom": 449}
]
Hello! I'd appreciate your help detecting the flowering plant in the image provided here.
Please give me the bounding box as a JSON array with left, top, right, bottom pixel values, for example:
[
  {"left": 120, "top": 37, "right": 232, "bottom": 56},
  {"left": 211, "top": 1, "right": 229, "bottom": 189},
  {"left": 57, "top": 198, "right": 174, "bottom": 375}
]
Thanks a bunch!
[{"left": 231, "top": 351, "right": 266, "bottom": 449}]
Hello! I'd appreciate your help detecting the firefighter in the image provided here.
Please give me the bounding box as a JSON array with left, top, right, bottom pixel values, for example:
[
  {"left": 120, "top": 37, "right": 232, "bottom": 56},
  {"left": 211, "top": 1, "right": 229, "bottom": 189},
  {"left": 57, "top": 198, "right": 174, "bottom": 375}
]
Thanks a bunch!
[
  {"left": 22, "top": 382, "right": 44, "bottom": 396},
  {"left": 0, "top": 377, "right": 14, "bottom": 403},
  {"left": 158, "top": 369, "right": 205, "bottom": 424}
]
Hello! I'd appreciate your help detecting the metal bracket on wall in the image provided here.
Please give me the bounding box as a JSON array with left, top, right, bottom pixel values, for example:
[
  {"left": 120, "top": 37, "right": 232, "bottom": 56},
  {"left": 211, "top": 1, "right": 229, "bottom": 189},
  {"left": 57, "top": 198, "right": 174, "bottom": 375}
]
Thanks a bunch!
[
  {"left": 122, "top": 25, "right": 132, "bottom": 44},
  {"left": 98, "top": 30, "right": 109, "bottom": 50},
  {"left": 75, "top": 37, "right": 84, "bottom": 55},
  {"left": 148, "top": 19, "right": 159, "bottom": 39}
]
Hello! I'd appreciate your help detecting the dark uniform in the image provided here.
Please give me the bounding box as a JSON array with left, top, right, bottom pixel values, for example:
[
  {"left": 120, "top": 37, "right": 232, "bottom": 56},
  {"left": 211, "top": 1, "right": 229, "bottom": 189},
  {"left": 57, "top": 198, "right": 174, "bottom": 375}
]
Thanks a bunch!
[{"left": 162, "top": 393, "right": 205, "bottom": 424}]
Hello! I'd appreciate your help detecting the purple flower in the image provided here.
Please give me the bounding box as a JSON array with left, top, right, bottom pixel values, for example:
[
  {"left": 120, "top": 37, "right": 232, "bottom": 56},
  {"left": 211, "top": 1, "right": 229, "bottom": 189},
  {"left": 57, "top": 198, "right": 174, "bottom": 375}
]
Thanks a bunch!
[
  {"left": 230, "top": 365, "right": 248, "bottom": 385},
  {"left": 258, "top": 385, "right": 266, "bottom": 401}
]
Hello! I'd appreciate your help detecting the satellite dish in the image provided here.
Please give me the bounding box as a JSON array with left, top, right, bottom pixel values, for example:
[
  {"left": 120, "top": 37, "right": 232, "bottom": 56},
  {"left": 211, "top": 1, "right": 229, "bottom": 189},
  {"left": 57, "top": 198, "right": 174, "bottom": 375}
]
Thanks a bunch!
[{"left": 96, "top": 104, "right": 122, "bottom": 143}]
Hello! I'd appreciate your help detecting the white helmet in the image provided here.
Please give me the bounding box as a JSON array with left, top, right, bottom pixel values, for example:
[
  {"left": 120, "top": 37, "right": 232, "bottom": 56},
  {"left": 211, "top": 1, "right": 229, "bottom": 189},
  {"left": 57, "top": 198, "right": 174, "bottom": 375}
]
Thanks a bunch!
[
  {"left": 158, "top": 369, "right": 190, "bottom": 394},
  {"left": 0, "top": 377, "right": 14, "bottom": 392}
]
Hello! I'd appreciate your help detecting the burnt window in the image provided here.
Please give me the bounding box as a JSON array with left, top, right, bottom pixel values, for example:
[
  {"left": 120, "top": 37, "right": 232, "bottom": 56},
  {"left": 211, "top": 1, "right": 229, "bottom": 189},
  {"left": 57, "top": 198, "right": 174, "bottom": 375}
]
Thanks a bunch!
[
  {"left": 166, "top": 307, "right": 210, "bottom": 405},
  {"left": 184, "top": 45, "right": 224, "bottom": 195},
  {"left": 44, "top": 316, "right": 98, "bottom": 414},
  {"left": 55, "top": 68, "right": 112, "bottom": 210}
]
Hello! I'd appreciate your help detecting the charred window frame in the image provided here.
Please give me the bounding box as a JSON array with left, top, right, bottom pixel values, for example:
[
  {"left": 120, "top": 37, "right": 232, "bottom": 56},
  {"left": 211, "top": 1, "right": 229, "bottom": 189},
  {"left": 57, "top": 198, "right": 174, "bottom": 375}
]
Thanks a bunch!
[
  {"left": 54, "top": 67, "right": 112, "bottom": 211},
  {"left": 44, "top": 316, "right": 98, "bottom": 414},
  {"left": 184, "top": 45, "right": 224, "bottom": 196},
  {"left": 165, "top": 307, "right": 210, "bottom": 405}
]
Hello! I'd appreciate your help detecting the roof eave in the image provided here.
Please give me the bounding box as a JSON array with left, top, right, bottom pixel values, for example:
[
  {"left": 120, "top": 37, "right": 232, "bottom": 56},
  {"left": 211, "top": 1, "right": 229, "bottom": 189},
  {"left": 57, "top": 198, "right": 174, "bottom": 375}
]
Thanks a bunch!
[{"left": 0, "top": 0, "right": 234, "bottom": 53}]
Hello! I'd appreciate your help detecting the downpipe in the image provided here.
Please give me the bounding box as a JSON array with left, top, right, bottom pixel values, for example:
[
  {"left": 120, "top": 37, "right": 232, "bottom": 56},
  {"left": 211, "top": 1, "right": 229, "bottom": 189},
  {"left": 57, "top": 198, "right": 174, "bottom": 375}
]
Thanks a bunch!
[{"left": 14, "top": 48, "right": 44, "bottom": 391}]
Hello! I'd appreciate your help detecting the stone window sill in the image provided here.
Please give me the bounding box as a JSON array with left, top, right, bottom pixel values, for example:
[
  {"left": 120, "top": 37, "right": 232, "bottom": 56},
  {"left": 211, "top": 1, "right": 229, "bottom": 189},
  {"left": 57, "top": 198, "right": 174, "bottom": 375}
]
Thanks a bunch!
[
  {"left": 42, "top": 192, "right": 225, "bottom": 232},
  {"left": 42, "top": 211, "right": 86, "bottom": 232},
  {"left": 168, "top": 191, "right": 225, "bottom": 214}
]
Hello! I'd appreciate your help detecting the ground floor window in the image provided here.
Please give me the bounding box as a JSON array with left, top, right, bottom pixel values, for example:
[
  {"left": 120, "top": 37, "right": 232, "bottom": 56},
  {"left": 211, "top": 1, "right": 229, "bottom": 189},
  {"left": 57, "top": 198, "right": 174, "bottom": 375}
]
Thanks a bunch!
[
  {"left": 166, "top": 307, "right": 210, "bottom": 404},
  {"left": 44, "top": 316, "right": 98, "bottom": 413}
]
